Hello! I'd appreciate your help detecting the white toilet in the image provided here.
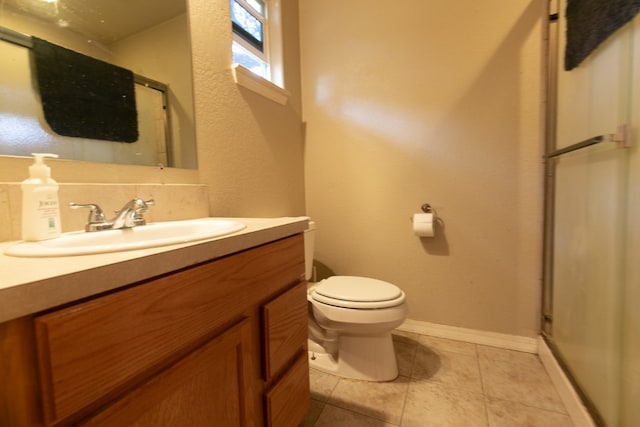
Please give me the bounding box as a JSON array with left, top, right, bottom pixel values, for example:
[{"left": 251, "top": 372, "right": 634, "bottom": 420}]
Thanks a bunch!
[{"left": 304, "top": 221, "right": 408, "bottom": 381}]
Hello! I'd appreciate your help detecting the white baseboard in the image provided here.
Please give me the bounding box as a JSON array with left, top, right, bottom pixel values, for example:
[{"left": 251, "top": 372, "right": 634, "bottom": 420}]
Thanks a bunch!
[
  {"left": 397, "top": 318, "right": 539, "bottom": 353},
  {"left": 537, "top": 336, "right": 596, "bottom": 427}
]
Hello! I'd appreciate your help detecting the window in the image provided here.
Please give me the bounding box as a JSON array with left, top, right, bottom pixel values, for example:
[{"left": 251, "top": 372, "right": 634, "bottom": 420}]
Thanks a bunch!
[
  {"left": 231, "top": 0, "right": 269, "bottom": 80},
  {"left": 230, "top": 0, "right": 288, "bottom": 103},
  {"left": 230, "top": 0, "right": 284, "bottom": 88}
]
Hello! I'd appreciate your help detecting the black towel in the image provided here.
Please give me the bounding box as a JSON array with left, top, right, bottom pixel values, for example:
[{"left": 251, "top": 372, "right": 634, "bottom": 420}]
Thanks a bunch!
[
  {"left": 31, "top": 37, "right": 138, "bottom": 142},
  {"left": 565, "top": 0, "right": 640, "bottom": 70}
]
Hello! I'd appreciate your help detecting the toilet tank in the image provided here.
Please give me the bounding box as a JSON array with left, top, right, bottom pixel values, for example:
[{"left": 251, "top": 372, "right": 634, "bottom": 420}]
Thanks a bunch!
[{"left": 304, "top": 221, "right": 316, "bottom": 281}]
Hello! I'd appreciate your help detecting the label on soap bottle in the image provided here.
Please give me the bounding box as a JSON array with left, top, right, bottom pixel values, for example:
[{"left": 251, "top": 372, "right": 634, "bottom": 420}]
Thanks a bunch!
[
  {"left": 22, "top": 187, "right": 61, "bottom": 241},
  {"left": 38, "top": 194, "right": 59, "bottom": 234}
]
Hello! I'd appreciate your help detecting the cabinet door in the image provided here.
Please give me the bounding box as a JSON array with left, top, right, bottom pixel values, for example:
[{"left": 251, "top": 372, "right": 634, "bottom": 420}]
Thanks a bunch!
[
  {"left": 262, "top": 281, "right": 308, "bottom": 381},
  {"left": 80, "top": 319, "right": 255, "bottom": 427}
]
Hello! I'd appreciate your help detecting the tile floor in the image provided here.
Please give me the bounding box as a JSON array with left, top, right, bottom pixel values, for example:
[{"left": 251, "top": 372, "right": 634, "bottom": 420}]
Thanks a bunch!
[{"left": 301, "top": 330, "right": 574, "bottom": 427}]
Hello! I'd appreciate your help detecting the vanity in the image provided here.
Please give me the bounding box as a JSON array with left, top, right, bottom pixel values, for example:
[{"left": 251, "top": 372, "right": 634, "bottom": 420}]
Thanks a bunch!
[{"left": 0, "top": 217, "right": 310, "bottom": 426}]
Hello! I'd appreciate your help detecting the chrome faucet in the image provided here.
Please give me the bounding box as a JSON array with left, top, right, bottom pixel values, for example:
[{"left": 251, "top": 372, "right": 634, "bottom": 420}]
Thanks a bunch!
[{"left": 70, "top": 198, "right": 154, "bottom": 232}]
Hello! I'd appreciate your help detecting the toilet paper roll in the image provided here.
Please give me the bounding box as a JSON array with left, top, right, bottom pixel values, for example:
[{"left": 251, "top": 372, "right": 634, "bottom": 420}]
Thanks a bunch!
[{"left": 413, "top": 213, "right": 434, "bottom": 237}]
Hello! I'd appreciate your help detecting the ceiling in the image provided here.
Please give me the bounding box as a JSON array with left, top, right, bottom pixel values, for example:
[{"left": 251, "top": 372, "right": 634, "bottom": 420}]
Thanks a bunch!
[{"left": 1, "top": 0, "right": 186, "bottom": 44}]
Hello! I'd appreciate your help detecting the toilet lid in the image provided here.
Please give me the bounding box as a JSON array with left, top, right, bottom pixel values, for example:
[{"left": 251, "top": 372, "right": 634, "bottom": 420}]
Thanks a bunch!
[{"left": 311, "top": 276, "right": 405, "bottom": 309}]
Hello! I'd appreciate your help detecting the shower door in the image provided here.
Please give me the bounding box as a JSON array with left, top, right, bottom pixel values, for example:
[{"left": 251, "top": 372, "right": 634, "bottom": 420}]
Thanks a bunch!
[{"left": 547, "top": 1, "right": 640, "bottom": 426}]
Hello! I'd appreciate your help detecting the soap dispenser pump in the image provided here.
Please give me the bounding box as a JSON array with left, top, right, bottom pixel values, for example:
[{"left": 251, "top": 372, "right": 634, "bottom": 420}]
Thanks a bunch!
[{"left": 21, "top": 153, "right": 61, "bottom": 241}]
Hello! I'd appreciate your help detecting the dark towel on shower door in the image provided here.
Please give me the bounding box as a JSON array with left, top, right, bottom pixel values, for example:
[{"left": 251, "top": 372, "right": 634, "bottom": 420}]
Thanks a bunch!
[
  {"left": 31, "top": 37, "right": 139, "bottom": 142},
  {"left": 565, "top": 0, "right": 640, "bottom": 70}
]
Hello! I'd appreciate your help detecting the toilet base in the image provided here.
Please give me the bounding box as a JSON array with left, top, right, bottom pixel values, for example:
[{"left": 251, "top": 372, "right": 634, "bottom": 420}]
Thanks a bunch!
[{"left": 308, "top": 333, "right": 398, "bottom": 382}]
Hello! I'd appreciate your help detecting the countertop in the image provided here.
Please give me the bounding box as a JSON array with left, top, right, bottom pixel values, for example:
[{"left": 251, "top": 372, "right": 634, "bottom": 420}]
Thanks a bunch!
[{"left": 0, "top": 216, "right": 309, "bottom": 324}]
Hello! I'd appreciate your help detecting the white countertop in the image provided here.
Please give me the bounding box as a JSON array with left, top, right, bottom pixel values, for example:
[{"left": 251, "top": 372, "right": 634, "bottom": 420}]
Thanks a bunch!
[{"left": 0, "top": 217, "right": 309, "bottom": 323}]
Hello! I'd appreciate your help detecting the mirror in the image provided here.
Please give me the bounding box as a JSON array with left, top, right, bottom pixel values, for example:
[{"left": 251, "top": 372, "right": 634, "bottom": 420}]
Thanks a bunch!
[{"left": 0, "top": 0, "right": 197, "bottom": 169}]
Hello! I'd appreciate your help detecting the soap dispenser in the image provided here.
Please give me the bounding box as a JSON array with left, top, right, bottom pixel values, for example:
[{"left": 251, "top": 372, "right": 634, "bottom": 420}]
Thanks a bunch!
[{"left": 21, "top": 153, "right": 61, "bottom": 241}]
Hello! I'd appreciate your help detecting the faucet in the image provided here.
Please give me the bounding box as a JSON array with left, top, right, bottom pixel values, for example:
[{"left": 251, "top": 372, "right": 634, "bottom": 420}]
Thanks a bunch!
[{"left": 70, "top": 198, "right": 154, "bottom": 232}]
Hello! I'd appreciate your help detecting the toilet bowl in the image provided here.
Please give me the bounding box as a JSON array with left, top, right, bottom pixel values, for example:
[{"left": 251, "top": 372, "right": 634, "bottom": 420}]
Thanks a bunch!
[{"left": 304, "top": 221, "right": 408, "bottom": 381}]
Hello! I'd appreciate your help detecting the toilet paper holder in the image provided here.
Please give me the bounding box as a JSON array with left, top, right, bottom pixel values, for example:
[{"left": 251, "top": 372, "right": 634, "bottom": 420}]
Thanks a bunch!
[{"left": 421, "top": 203, "right": 436, "bottom": 216}]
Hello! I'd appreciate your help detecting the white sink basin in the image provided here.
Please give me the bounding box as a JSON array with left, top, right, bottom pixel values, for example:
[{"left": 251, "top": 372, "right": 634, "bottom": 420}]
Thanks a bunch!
[{"left": 4, "top": 218, "right": 246, "bottom": 257}]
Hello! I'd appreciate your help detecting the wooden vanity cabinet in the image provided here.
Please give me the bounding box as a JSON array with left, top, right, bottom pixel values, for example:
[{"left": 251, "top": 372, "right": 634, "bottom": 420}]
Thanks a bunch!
[{"left": 0, "top": 234, "right": 310, "bottom": 427}]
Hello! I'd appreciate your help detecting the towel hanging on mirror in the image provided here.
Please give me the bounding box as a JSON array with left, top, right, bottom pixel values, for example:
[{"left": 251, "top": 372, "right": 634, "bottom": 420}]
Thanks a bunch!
[{"left": 31, "top": 37, "right": 139, "bottom": 143}]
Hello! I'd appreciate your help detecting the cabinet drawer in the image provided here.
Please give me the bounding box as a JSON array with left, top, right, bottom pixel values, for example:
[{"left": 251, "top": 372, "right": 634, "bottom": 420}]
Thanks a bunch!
[
  {"left": 264, "top": 352, "right": 310, "bottom": 427},
  {"left": 262, "top": 281, "right": 308, "bottom": 381}
]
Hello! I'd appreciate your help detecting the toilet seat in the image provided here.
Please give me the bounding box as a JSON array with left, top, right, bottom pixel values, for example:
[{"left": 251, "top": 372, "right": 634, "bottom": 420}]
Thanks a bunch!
[{"left": 311, "top": 276, "right": 406, "bottom": 309}]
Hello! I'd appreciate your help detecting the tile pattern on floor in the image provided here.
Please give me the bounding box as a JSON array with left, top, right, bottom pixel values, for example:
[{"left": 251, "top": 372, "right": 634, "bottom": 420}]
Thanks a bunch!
[{"left": 301, "top": 331, "right": 574, "bottom": 427}]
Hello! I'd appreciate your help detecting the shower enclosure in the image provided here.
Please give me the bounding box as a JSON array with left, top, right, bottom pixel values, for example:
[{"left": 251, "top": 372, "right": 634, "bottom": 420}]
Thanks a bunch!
[{"left": 543, "top": 1, "right": 640, "bottom": 425}]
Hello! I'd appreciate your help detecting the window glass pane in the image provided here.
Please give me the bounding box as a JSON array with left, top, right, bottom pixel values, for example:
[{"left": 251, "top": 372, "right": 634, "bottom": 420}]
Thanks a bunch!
[
  {"left": 231, "top": 0, "right": 263, "bottom": 51},
  {"left": 232, "top": 41, "right": 268, "bottom": 79},
  {"left": 246, "top": 0, "right": 264, "bottom": 16}
]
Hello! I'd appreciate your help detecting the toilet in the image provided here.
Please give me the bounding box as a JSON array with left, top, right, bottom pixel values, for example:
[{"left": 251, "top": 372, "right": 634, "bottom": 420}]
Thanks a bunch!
[{"left": 304, "top": 221, "right": 408, "bottom": 381}]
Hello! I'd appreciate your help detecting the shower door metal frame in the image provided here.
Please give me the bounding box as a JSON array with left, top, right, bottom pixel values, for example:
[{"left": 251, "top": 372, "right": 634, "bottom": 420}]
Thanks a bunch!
[{"left": 541, "top": 0, "right": 559, "bottom": 339}]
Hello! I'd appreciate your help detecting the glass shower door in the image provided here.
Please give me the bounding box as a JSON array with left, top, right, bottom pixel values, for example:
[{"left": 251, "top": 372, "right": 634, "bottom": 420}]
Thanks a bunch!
[
  {"left": 552, "top": 145, "right": 627, "bottom": 425},
  {"left": 549, "top": 1, "right": 637, "bottom": 425}
]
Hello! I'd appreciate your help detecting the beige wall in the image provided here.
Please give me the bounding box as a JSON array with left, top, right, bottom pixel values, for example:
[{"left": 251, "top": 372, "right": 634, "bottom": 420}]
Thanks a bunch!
[
  {"left": 300, "top": 0, "right": 546, "bottom": 337},
  {"left": 0, "top": 0, "right": 306, "bottom": 236}
]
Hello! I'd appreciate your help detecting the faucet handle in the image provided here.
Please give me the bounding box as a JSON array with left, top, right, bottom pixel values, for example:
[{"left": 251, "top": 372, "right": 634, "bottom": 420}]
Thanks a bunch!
[
  {"left": 131, "top": 198, "right": 155, "bottom": 226},
  {"left": 69, "top": 202, "right": 105, "bottom": 222},
  {"left": 132, "top": 198, "right": 154, "bottom": 215},
  {"left": 139, "top": 198, "right": 155, "bottom": 210},
  {"left": 69, "top": 202, "right": 111, "bottom": 231}
]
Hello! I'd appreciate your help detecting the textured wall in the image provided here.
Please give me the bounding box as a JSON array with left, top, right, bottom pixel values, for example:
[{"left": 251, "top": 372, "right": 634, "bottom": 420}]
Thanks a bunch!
[
  {"left": 190, "top": 0, "right": 306, "bottom": 217},
  {"left": 300, "top": 0, "right": 546, "bottom": 337}
]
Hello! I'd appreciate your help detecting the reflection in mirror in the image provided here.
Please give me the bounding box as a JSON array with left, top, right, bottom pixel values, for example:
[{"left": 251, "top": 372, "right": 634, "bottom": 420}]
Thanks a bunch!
[{"left": 0, "top": 0, "right": 197, "bottom": 169}]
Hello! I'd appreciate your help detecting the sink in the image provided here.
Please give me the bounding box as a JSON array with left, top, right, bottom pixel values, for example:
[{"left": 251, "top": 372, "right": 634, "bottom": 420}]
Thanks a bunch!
[{"left": 4, "top": 218, "right": 246, "bottom": 257}]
